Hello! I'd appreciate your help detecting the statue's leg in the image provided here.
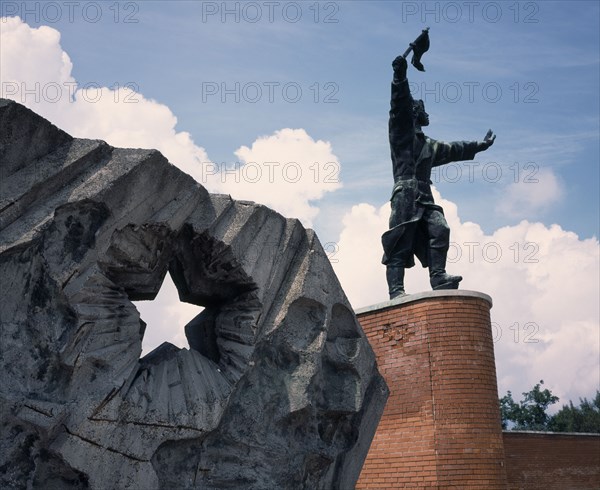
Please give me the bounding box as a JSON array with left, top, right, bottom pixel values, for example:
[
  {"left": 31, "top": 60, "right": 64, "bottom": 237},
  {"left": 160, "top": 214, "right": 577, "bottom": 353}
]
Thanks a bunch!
[
  {"left": 425, "top": 210, "right": 462, "bottom": 290},
  {"left": 384, "top": 231, "right": 415, "bottom": 300},
  {"left": 386, "top": 264, "right": 406, "bottom": 299},
  {"left": 384, "top": 188, "right": 420, "bottom": 299}
]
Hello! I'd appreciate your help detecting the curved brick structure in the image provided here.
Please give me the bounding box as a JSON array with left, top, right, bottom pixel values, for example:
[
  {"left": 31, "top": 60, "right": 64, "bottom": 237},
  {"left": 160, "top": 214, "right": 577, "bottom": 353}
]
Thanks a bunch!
[{"left": 356, "top": 291, "right": 508, "bottom": 489}]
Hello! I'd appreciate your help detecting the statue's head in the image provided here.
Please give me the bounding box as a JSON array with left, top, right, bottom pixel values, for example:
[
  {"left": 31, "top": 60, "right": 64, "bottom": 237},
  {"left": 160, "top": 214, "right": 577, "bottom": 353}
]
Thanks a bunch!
[{"left": 413, "top": 99, "right": 429, "bottom": 128}]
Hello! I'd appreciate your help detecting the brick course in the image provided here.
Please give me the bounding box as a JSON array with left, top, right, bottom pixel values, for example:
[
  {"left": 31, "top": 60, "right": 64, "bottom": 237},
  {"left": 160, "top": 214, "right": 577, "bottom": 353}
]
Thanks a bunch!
[{"left": 503, "top": 431, "right": 600, "bottom": 489}]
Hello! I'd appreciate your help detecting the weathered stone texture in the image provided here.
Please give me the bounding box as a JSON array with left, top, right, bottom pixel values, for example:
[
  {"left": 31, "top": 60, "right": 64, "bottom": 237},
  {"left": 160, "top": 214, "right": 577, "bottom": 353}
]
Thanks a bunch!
[{"left": 0, "top": 99, "right": 388, "bottom": 489}]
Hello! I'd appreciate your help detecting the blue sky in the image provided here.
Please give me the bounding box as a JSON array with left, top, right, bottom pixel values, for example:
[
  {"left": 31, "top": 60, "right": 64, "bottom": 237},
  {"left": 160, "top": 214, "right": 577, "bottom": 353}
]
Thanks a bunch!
[
  {"left": 2, "top": 1, "right": 599, "bottom": 406},
  {"left": 8, "top": 0, "right": 599, "bottom": 239}
]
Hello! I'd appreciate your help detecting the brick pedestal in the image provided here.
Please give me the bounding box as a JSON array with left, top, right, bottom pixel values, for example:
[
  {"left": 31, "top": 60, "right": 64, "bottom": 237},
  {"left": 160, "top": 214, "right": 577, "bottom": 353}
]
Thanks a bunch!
[{"left": 356, "top": 291, "right": 507, "bottom": 489}]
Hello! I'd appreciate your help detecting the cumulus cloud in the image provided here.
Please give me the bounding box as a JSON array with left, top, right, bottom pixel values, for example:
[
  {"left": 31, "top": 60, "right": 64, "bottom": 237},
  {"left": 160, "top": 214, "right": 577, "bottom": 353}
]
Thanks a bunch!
[
  {"left": 1, "top": 16, "right": 340, "bottom": 228},
  {"left": 1, "top": 16, "right": 211, "bottom": 183},
  {"left": 332, "top": 188, "right": 599, "bottom": 407},
  {"left": 206, "top": 128, "right": 342, "bottom": 227},
  {"left": 0, "top": 16, "right": 74, "bottom": 92},
  {"left": 332, "top": 203, "right": 390, "bottom": 308},
  {"left": 496, "top": 167, "right": 565, "bottom": 217}
]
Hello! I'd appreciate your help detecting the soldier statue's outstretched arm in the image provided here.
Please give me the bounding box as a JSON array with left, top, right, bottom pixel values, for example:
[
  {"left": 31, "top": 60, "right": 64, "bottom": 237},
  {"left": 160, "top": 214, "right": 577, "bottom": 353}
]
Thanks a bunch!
[{"left": 431, "top": 129, "right": 496, "bottom": 167}]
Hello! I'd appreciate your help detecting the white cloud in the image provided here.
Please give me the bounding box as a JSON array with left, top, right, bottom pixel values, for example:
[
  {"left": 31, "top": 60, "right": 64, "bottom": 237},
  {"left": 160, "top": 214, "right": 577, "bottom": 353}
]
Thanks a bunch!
[
  {"left": 496, "top": 167, "right": 564, "bottom": 217},
  {"left": 333, "top": 188, "right": 600, "bottom": 407},
  {"left": 332, "top": 203, "right": 390, "bottom": 308},
  {"left": 0, "top": 17, "right": 74, "bottom": 90},
  {"left": 1, "top": 16, "right": 210, "bottom": 183},
  {"left": 1, "top": 16, "right": 340, "bottom": 228},
  {"left": 207, "top": 128, "right": 342, "bottom": 227}
]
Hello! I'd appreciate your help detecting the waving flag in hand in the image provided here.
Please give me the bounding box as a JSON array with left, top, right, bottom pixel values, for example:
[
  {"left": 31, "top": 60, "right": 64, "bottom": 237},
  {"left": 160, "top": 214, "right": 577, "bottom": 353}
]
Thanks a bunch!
[{"left": 410, "top": 28, "right": 430, "bottom": 71}]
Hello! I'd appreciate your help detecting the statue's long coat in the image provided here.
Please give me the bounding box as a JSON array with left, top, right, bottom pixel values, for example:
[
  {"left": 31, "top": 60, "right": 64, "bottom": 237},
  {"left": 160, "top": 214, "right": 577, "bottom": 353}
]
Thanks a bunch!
[{"left": 381, "top": 75, "right": 480, "bottom": 268}]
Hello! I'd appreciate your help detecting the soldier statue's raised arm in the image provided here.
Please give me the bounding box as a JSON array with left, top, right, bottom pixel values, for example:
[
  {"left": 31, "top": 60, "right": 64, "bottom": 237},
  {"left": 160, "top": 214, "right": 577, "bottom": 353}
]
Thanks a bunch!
[{"left": 381, "top": 54, "right": 495, "bottom": 299}]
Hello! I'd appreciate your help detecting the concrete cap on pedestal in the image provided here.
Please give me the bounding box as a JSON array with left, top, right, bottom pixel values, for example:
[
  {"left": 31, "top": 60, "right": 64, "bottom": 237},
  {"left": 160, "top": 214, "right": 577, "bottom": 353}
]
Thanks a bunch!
[{"left": 354, "top": 290, "right": 493, "bottom": 315}]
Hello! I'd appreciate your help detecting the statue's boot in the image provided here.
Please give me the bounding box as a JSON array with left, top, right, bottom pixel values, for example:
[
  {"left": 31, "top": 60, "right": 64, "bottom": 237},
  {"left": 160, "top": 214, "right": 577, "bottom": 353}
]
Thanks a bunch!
[
  {"left": 386, "top": 266, "right": 406, "bottom": 299},
  {"left": 429, "top": 249, "right": 462, "bottom": 290}
]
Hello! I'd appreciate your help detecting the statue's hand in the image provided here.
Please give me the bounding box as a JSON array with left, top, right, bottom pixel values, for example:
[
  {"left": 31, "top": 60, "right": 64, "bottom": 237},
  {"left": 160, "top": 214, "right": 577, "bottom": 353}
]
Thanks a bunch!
[
  {"left": 392, "top": 55, "right": 408, "bottom": 79},
  {"left": 478, "top": 129, "right": 496, "bottom": 151}
]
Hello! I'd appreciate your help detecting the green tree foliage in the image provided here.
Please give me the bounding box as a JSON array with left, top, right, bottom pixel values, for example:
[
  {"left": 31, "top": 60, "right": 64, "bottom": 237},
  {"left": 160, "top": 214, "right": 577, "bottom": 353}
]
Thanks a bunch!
[
  {"left": 547, "top": 391, "right": 600, "bottom": 433},
  {"left": 500, "top": 380, "right": 559, "bottom": 430},
  {"left": 500, "top": 381, "right": 600, "bottom": 433}
]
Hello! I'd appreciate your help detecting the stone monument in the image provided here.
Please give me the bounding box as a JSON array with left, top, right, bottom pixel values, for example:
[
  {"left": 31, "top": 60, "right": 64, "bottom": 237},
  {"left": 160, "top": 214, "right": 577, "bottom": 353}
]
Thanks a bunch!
[{"left": 0, "top": 99, "right": 388, "bottom": 489}]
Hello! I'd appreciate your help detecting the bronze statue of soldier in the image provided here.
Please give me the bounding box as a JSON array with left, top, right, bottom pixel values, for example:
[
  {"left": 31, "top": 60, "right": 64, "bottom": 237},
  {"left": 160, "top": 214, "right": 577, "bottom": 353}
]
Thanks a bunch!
[{"left": 382, "top": 30, "right": 496, "bottom": 299}]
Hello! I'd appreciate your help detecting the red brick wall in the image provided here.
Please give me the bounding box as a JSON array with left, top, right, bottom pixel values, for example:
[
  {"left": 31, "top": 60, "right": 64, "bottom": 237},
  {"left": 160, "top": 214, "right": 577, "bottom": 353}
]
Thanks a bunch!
[
  {"left": 503, "top": 431, "right": 600, "bottom": 489},
  {"left": 356, "top": 292, "right": 507, "bottom": 489}
]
